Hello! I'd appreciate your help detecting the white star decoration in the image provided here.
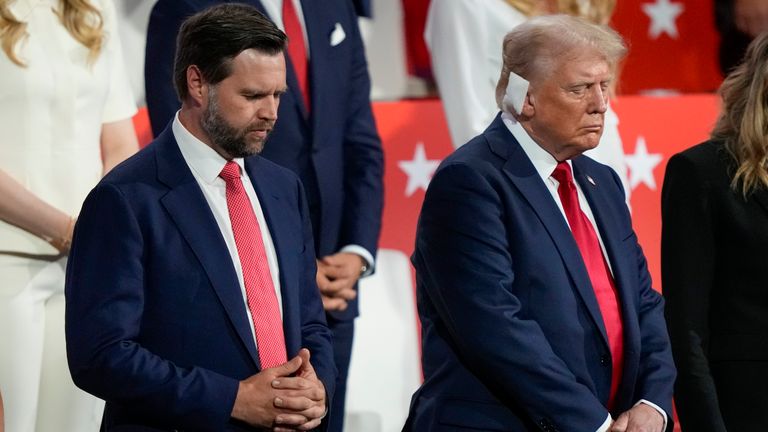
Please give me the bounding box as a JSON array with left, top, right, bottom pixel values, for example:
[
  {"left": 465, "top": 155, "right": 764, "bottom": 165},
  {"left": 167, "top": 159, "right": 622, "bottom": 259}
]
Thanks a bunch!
[
  {"left": 625, "top": 136, "right": 663, "bottom": 191},
  {"left": 642, "top": 0, "right": 684, "bottom": 39},
  {"left": 398, "top": 142, "right": 440, "bottom": 197}
]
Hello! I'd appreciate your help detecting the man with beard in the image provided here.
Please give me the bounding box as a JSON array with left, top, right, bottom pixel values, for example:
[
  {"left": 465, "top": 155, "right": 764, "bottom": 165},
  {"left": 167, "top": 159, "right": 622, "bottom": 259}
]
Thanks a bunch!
[
  {"left": 64, "top": 4, "right": 335, "bottom": 431},
  {"left": 145, "top": 2, "right": 384, "bottom": 427}
]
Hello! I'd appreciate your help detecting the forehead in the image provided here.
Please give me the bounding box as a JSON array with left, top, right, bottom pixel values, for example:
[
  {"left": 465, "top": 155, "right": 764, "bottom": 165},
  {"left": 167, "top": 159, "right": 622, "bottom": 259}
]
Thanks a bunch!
[
  {"left": 549, "top": 48, "right": 612, "bottom": 82},
  {"left": 225, "top": 49, "right": 286, "bottom": 84}
]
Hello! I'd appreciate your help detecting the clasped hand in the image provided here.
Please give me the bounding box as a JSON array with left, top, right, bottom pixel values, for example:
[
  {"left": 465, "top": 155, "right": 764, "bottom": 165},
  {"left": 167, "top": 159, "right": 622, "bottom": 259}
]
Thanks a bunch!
[
  {"left": 316, "top": 252, "right": 365, "bottom": 311},
  {"left": 231, "top": 348, "right": 326, "bottom": 431}
]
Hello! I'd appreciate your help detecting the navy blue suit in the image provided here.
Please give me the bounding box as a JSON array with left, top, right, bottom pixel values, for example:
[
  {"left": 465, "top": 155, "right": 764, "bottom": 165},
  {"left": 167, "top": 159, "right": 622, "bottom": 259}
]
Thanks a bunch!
[
  {"left": 404, "top": 116, "right": 675, "bottom": 431},
  {"left": 145, "top": 2, "right": 383, "bottom": 429},
  {"left": 65, "top": 128, "right": 335, "bottom": 431}
]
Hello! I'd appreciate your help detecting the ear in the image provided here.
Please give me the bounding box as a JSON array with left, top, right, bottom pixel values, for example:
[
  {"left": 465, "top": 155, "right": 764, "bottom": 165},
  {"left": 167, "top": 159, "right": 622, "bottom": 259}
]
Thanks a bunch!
[
  {"left": 186, "top": 65, "right": 207, "bottom": 106},
  {"left": 520, "top": 92, "right": 535, "bottom": 118}
]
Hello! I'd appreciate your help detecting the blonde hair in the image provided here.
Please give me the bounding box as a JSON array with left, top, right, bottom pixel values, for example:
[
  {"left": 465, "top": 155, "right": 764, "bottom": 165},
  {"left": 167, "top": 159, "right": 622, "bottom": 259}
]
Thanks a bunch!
[
  {"left": 0, "top": 0, "right": 103, "bottom": 66},
  {"left": 712, "top": 31, "right": 768, "bottom": 196},
  {"left": 494, "top": 14, "right": 626, "bottom": 109},
  {"left": 504, "top": 0, "right": 616, "bottom": 24}
]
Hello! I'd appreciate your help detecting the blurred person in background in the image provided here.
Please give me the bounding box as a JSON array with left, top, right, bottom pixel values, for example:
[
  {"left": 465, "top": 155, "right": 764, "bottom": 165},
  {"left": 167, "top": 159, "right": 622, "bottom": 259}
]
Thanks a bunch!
[
  {"left": 425, "top": 0, "right": 630, "bottom": 198},
  {"left": 714, "top": 0, "right": 768, "bottom": 74},
  {"left": 662, "top": 30, "right": 768, "bottom": 432},
  {"left": 0, "top": 0, "right": 138, "bottom": 430}
]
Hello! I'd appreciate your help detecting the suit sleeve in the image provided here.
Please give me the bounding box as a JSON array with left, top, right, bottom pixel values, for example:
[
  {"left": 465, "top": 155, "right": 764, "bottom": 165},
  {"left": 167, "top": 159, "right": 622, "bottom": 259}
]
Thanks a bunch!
[
  {"left": 661, "top": 153, "right": 727, "bottom": 431},
  {"left": 338, "top": 1, "right": 384, "bottom": 261},
  {"left": 413, "top": 162, "right": 609, "bottom": 430},
  {"left": 65, "top": 183, "right": 238, "bottom": 429},
  {"left": 144, "top": 0, "right": 194, "bottom": 137}
]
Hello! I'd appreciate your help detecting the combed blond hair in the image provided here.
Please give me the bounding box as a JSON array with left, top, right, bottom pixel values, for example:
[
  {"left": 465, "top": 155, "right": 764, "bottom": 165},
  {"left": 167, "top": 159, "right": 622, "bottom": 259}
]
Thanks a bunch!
[
  {"left": 0, "top": 0, "right": 103, "bottom": 66},
  {"left": 504, "top": 0, "right": 616, "bottom": 24},
  {"left": 494, "top": 14, "right": 626, "bottom": 110},
  {"left": 712, "top": 31, "right": 768, "bottom": 196}
]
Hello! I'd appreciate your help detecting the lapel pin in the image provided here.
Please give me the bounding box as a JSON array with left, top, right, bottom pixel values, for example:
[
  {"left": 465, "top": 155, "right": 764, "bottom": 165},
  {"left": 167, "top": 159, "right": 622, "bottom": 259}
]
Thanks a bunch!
[{"left": 587, "top": 175, "right": 596, "bottom": 186}]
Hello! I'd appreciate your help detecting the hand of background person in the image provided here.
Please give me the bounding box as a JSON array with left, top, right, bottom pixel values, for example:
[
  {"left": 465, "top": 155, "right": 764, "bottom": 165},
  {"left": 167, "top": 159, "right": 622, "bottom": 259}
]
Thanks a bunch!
[
  {"left": 271, "top": 348, "right": 327, "bottom": 432},
  {"left": 231, "top": 351, "right": 323, "bottom": 429},
  {"left": 610, "top": 403, "right": 664, "bottom": 432},
  {"left": 735, "top": 0, "right": 768, "bottom": 37},
  {"left": 316, "top": 252, "right": 365, "bottom": 311}
]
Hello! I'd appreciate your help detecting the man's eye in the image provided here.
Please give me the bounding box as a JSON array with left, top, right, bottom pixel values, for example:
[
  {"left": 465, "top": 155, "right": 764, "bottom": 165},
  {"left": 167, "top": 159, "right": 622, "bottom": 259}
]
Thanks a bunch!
[{"left": 571, "top": 87, "right": 586, "bottom": 95}]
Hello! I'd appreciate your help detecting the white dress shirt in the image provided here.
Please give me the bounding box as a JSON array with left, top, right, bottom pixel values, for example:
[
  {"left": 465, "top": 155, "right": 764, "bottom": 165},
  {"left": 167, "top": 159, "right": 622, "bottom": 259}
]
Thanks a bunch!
[
  {"left": 173, "top": 114, "right": 283, "bottom": 348},
  {"left": 503, "top": 113, "right": 667, "bottom": 431}
]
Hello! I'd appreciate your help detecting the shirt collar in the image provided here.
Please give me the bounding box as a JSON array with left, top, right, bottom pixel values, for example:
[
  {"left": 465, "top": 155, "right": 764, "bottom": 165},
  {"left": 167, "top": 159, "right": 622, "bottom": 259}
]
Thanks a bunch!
[
  {"left": 172, "top": 112, "right": 246, "bottom": 184},
  {"left": 500, "top": 112, "right": 571, "bottom": 183}
]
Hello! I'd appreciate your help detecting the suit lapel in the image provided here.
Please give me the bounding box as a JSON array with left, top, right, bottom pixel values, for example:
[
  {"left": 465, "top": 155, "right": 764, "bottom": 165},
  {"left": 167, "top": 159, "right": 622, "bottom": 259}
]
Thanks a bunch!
[
  {"left": 154, "top": 130, "right": 260, "bottom": 367},
  {"left": 243, "top": 158, "right": 301, "bottom": 356},
  {"left": 301, "top": 0, "right": 332, "bottom": 136},
  {"left": 573, "top": 158, "right": 642, "bottom": 406},
  {"left": 572, "top": 160, "right": 639, "bottom": 339},
  {"left": 486, "top": 118, "right": 609, "bottom": 348}
]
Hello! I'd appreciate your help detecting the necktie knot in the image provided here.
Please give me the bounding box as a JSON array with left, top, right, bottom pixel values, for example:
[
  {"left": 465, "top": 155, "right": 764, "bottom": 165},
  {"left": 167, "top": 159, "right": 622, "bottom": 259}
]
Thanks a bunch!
[
  {"left": 219, "top": 161, "right": 241, "bottom": 184},
  {"left": 552, "top": 161, "right": 574, "bottom": 187}
]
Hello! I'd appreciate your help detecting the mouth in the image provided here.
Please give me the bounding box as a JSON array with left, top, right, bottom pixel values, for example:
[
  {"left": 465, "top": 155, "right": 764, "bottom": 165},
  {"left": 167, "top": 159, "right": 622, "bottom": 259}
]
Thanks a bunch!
[
  {"left": 247, "top": 128, "right": 271, "bottom": 139},
  {"left": 582, "top": 125, "right": 603, "bottom": 133}
]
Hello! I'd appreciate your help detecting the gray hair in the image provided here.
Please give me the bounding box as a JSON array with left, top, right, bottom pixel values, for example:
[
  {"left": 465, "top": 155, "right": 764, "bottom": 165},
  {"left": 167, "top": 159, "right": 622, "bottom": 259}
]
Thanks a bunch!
[{"left": 494, "top": 14, "right": 627, "bottom": 110}]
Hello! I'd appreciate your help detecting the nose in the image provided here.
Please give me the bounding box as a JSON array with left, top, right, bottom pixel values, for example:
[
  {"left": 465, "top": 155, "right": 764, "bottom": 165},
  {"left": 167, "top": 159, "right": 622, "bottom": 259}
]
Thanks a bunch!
[
  {"left": 259, "top": 95, "right": 279, "bottom": 121},
  {"left": 588, "top": 85, "right": 608, "bottom": 114}
]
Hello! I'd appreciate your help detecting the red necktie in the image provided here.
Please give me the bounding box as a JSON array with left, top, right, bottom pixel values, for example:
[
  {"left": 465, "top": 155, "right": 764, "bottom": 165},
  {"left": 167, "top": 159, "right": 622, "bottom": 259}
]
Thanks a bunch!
[
  {"left": 220, "top": 161, "right": 287, "bottom": 369},
  {"left": 552, "top": 161, "right": 624, "bottom": 408},
  {"left": 283, "top": 0, "right": 310, "bottom": 112}
]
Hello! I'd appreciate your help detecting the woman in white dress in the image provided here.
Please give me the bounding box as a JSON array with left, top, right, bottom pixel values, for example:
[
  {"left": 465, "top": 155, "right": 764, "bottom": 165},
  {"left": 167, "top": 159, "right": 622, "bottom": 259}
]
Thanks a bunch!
[
  {"left": 0, "top": 0, "right": 137, "bottom": 430},
  {"left": 425, "top": 0, "right": 630, "bottom": 197}
]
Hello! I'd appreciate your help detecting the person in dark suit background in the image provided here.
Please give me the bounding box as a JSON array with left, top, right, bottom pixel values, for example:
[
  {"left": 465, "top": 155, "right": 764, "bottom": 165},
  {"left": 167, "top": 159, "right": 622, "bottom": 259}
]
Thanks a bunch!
[
  {"left": 145, "top": 3, "right": 383, "bottom": 430},
  {"left": 714, "top": 0, "right": 768, "bottom": 74},
  {"left": 65, "top": 4, "right": 334, "bottom": 430},
  {"left": 404, "top": 15, "right": 675, "bottom": 432},
  {"left": 662, "top": 31, "right": 768, "bottom": 432}
]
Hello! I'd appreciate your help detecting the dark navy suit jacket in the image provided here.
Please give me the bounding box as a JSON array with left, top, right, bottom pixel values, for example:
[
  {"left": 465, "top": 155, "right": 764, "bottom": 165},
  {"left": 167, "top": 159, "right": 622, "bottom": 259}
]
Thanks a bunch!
[
  {"left": 404, "top": 116, "right": 675, "bottom": 431},
  {"left": 145, "top": 0, "right": 384, "bottom": 320},
  {"left": 64, "top": 127, "right": 335, "bottom": 431}
]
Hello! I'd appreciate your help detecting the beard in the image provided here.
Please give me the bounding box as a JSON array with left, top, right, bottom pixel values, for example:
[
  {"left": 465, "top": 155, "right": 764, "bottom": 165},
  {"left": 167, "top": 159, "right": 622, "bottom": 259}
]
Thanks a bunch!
[{"left": 201, "top": 87, "right": 274, "bottom": 158}]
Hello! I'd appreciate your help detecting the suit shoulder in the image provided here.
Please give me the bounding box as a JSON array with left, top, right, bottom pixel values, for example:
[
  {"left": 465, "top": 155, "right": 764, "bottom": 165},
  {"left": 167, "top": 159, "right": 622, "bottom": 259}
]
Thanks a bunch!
[
  {"left": 439, "top": 135, "right": 499, "bottom": 170},
  {"left": 101, "top": 143, "right": 159, "bottom": 186},
  {"left": 667, "top": 140, "right": 731, "bottom": 182},
  {"left": 673, "top": 140, "right": 727, "bottom": 166}
]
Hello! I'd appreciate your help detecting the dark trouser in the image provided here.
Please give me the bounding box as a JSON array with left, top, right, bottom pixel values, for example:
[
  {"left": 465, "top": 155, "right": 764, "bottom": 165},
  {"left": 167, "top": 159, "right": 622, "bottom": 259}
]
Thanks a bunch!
[{"left": 326, "top": 317, "right": 355, "bottom": 432}]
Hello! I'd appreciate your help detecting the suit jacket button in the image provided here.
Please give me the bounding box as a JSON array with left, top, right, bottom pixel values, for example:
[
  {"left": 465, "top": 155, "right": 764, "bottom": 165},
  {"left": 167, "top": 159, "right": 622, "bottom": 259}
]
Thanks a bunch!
[{"left": 600, "top": 354, "right": 610, "bottom": 365}]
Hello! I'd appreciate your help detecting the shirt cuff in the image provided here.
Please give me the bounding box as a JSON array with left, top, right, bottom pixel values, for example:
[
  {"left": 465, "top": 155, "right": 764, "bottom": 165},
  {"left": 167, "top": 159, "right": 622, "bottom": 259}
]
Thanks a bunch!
[
  {"left": 596, "top": 413, "right": 612, "bottom": 432},
  {"left": 339, "top": 245, "right": 375, "bottom": 277},
  {"left": 636, "top": 399, "right": 668, "bottom": 431}
]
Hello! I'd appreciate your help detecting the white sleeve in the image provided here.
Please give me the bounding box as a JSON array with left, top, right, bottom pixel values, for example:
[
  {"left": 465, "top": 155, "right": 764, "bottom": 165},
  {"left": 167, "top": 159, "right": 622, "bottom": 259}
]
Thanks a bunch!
[
  {"left": 596, "top": 414, "right": 612, "bottom": 432},
  {"left": 99, "top": 0, "right": 138, "bottom": 123},
  {"left": 424, "top": 0, "right": 499, "bottom": 148}
]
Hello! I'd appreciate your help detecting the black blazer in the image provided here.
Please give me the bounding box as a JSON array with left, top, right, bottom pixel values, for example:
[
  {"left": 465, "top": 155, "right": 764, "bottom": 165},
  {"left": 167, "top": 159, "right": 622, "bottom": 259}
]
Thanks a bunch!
[{"left": 662, "top": 140, "right": 768, "bottom": 431}]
